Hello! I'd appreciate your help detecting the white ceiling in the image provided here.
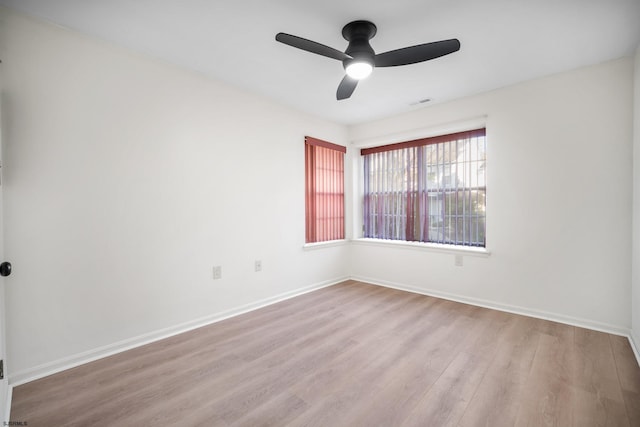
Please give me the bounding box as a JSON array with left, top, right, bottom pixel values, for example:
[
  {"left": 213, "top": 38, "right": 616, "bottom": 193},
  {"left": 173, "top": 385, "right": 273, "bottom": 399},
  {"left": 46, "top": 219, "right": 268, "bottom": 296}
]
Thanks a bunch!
[{"left": 1, "top": 0, "right": 639, "bottom": 125}]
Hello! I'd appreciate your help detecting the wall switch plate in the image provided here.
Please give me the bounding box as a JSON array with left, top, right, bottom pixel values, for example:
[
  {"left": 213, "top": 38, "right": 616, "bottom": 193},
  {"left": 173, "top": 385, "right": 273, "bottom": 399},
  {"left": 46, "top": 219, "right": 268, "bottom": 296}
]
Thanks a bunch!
[
  {"left": 213, "top": 266, "right": 222, "bottom": 280},
  {"left": 455, "top": 255, "right": 463, "bottom": 267},
  {"left": 255, "top": 260, "right": 262, "bottom": 272}
]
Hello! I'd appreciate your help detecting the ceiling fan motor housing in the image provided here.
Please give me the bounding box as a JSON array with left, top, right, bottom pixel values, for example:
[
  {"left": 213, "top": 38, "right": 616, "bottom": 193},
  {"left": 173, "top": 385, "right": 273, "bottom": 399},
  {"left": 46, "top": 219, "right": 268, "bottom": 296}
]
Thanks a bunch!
[{"left": 342, "top": 20, "right": 377, "bottom": 69}]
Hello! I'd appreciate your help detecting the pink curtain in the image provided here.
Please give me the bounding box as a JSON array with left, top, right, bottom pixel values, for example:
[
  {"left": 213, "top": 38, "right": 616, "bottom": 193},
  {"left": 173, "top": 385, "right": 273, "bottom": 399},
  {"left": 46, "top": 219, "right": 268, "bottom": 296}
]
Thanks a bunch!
[{"left": 305, "top": 137, "right": 346, "bottom": 243}]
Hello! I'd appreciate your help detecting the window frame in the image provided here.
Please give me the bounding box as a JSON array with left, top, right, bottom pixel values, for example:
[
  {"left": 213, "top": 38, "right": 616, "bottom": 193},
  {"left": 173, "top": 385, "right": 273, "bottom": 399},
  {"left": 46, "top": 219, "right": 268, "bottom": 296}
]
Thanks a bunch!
[{"left": 360, "top": 128, "right": 487, "bottom": 248}]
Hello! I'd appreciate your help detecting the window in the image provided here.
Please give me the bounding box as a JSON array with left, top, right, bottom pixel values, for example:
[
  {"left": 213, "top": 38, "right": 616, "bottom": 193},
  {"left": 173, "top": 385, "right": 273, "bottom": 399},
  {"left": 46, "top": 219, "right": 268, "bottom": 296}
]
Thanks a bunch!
[
  {"left": 305, "top": 136, "right": 346, "bottom": 243},
  {"left": 362, "top": 128, "right": 486, "bottom": 247}
]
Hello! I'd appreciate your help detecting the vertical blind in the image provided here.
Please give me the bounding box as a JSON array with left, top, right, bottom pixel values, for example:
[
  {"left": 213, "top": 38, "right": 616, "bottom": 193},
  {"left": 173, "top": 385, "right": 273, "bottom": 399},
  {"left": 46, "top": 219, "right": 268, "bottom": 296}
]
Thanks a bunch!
[
  {"left": 305, "top": 136, "right": 346, "bottom": 243},
  {"left": 362, "top": 128, "right": 486, "bottom": 247}
]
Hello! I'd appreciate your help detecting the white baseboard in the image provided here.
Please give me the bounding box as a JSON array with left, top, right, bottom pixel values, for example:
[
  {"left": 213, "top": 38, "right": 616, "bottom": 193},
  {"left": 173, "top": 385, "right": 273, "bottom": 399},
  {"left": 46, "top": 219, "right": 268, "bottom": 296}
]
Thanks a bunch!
[
  {"left": 4, "top": 386, "right": 11, "bottom": 425},
  {"left": 10, "top": 277, "right": 348, "bottom": 386},
  {"left": 629, "top": 330, "right": 640, "bottom": 368},
  {"left": 351, "top": 275, "right": 631, "bottom": 337}
]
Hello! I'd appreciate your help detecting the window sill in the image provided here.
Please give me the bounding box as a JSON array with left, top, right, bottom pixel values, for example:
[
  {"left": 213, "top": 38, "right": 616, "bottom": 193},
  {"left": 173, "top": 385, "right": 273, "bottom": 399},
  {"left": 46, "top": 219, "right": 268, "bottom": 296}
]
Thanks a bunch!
[
  {"left": 351, "top": 238, "right": 491, "bottom": 257},
  {"left": 303, "top": 239, "right": 349, "bottom": 251}
]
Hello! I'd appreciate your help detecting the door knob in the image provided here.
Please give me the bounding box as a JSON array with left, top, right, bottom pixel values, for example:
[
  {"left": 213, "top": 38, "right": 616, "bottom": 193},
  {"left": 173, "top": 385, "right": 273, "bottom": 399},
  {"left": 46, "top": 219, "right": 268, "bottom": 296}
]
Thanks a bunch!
[{"left": 0, "top": 262, "right": 11, "bottom": 277}]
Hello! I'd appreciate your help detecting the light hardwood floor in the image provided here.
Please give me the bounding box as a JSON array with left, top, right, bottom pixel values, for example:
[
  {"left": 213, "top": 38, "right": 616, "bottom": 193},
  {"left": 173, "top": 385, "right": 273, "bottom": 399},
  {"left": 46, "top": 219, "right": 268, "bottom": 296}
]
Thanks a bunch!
[{"left": 10, "top": 280, "right": 640, "bottom": 426}]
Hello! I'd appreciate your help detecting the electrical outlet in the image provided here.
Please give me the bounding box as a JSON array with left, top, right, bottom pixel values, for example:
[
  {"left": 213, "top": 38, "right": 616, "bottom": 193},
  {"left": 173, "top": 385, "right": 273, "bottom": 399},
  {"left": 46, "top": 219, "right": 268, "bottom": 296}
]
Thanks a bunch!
[
  {"left": 213, "top": 266, "right": 222, "bottom": 280},
  {"left": 255, "top": 260, "right": 262, "bottom": 272},
  {"left": 454, "top": 255, "right": 463, "bottom": 267}
]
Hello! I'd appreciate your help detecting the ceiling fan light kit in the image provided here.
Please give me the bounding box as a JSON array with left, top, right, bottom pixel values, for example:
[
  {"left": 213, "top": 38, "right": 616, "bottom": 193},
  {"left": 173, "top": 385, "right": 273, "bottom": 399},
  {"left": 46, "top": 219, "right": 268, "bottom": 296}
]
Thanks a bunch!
[
  {"left": 276, "top": 20, "right": 460, "bottom": 100},
  {"left": 345, "top": 61, "right": 373, "bottom": 79}
]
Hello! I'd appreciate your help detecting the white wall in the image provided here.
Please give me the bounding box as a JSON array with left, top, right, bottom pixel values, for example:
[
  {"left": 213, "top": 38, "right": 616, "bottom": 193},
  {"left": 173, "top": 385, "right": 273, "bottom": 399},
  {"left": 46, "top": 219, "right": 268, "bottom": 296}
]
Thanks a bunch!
[
  {"left": 0, "top": 8, "right": 350, "bottom": 380},
  {"left": 350, "top": 58, "right": 634, "bottom": 332},
  {"left": 632, "top": 45, "right": 640, "bottom": 348}
]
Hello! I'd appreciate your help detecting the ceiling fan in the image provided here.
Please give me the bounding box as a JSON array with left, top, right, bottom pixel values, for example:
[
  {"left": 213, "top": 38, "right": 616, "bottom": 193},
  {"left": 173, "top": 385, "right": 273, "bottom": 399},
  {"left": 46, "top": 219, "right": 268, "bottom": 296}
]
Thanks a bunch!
[{"left": 275, "top": 20, "right": 460, "bottom": 100}]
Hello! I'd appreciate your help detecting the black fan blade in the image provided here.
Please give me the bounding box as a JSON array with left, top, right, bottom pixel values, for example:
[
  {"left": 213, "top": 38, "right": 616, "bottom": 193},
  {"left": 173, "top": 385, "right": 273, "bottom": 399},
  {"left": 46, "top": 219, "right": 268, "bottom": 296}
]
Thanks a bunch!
[
  {"left": 374, "top": 39, "right": 460, "bottom": 67},
  {"left": 276, "top": 33, "right": 351, "bottom": 62},
  {"left": 337, "top": 75, "right": 358, "bottom": 100}
]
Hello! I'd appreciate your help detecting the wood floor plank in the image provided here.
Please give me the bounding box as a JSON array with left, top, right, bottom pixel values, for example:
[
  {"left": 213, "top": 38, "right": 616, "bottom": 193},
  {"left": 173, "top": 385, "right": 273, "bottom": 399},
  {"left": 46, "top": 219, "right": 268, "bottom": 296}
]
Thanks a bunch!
[
  {"left": 337, "top": 311, "right": 478, "bottom": 427},
  {"left": 572, "top": 328, "right": 625, "bottom": 402},
  {"left": 609, "top": 334, "right": 640, "bottom": 425},
  {"left": 338, "top": 358, "right": 441, "bottom": 427},
  {"left": 610, "top": 335, "right": 640, "bottom": 394},
  {"left": 402, "top": 350, "right": 491, "bottom": 427},
  {"left": 10, "top": 280, "right": 640, "bottom": 427},
  {"left": 228, "top": 392, "right": 308, "bottom": 427},
  {"left": 570, "top": 385, "right": 630, "bottom": 427},
  {"left": 457, "top": 316, "right": 541, "bottom": 427},
  {"left": 516, "top": 330, "right": 577, "bottom": 426},
  {"left": 621, "top": 390, "right": 640, "bottom": 427}
]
